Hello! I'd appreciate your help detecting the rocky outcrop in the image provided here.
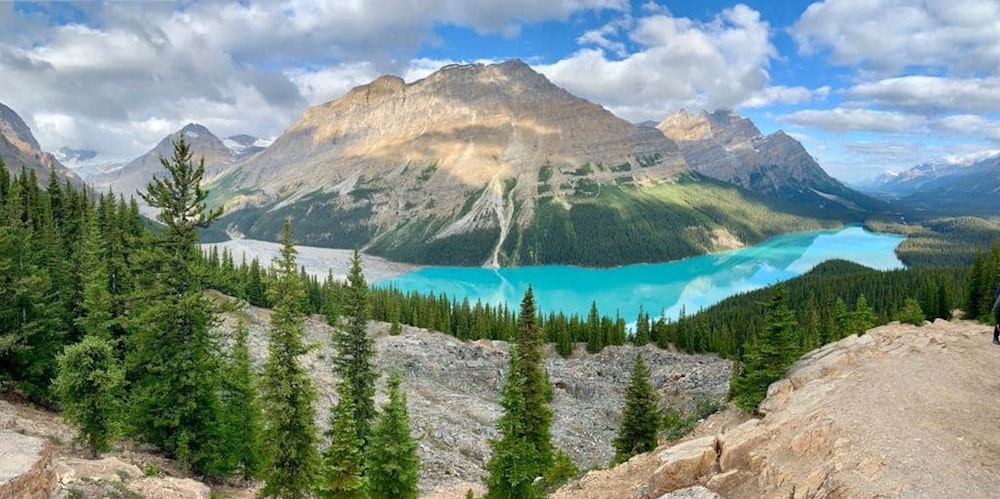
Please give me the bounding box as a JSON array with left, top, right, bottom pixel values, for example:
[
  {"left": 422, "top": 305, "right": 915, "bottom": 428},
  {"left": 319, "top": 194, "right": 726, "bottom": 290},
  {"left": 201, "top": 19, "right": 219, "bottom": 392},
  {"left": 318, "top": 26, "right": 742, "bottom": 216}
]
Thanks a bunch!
[
  {"left": 657, "top": 109, "right": 881, "bottom": 212},
  {"left": 0, "top": 431, "right": 55, "bottom": 499},
  {"left": 630, "top": 319, "right": 1000, "bottom": 499},
  {"left": 126, "top": 477, "right": 211, "bottom": 499}
]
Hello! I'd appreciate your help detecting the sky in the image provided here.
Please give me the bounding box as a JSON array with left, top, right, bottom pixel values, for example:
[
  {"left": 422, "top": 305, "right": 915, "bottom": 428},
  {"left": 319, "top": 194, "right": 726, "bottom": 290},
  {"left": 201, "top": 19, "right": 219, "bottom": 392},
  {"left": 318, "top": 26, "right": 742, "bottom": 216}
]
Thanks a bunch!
[{"left": 1, "top": 0, "right": 999, "bottom": 183}]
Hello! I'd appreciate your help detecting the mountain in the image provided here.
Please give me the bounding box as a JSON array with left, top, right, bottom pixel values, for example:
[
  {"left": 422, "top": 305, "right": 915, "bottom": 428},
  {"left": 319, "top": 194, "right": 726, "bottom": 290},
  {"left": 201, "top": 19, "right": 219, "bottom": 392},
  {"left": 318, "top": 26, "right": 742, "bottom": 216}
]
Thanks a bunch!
[
  {"left": 657, "top": 109, "right": 883, "bottom": 212},
  {"left": 90, "top": 123, "right": 242, "bottom": 199},
  {"left": 209, "top": 60, "right": 850, "bottom": 267},
  {"left": 890, "top": 154, "right": 1000, "bottom": 215},
  {"left": 222, "top": 134, "right": 270, "bottom": 159},
  {"left": 0, "top": 102, "right": 82, "bottom": 187}
]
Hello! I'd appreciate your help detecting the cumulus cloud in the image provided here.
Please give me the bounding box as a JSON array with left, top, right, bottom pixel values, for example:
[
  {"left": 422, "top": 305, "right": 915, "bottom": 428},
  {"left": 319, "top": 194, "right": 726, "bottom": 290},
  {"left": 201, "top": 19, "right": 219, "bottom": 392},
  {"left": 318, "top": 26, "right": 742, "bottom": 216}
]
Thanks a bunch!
[
  {"left": 0, "top": 0, "right": 625, "bottom": 161},
  {"left": 791, "top": 0, "right": 1000, "bottom": 74},
  {"left": 780, "top": 108, "right": 927, "bottom": 133},
  {"left": 848, "top": 76, "right": 1000, "bottom": 114},
  {"left": 536, "top": 4, "right": 823, "bottom": 122}
]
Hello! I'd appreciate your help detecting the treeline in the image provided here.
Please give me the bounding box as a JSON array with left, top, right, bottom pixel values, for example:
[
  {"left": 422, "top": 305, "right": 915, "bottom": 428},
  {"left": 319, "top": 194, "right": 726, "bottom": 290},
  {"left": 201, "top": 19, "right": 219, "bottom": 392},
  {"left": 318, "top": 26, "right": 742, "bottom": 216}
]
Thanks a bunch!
[{"left": 867, "top": 216, "right": 1000, "bottom": 267}]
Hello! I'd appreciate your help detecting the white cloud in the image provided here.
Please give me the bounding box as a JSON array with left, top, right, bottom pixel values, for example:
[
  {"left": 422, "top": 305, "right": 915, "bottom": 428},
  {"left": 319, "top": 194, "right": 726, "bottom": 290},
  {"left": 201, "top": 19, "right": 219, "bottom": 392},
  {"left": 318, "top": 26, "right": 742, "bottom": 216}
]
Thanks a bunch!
[
  {"left": 537, "top": 4, "right": 810, "bottom": 122},
  {"left": 0, "top": 0, "right": 625, "bottom": 160},
  {"left": 848, "top": 76, "right": 1000, "bottom": 114},
  {"left": 792, "top": 0, "right": 1000, "bottom": 74},
  {"left": 741, "top": 85, "right": 829, "bottom": 108},
  {"left": 781, "top": 108, "right": 927, "bottom": 133}
]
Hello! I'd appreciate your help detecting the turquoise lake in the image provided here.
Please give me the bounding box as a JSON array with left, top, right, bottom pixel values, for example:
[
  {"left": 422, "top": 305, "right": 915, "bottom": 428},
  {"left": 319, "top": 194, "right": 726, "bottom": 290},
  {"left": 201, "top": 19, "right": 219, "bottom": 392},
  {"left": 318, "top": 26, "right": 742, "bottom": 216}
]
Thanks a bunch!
[{"left": 376, "top": 226, "right": 905, "bottom": 322}]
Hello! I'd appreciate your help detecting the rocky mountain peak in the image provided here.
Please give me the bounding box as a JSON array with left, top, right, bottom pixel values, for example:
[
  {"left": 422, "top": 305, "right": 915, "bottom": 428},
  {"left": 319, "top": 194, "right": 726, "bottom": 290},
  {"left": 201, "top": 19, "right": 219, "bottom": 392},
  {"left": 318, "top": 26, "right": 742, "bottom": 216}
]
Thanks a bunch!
[
  {"left": 0, "top": 101, "right": 80, "bottom": 187},
  {"left": 657, "top": 109, "right": 712, "bottom": 141},
  {"left": 0, "top": 102, "right": 42, "bottom": 153},
  {"left": 657, "top": 109, "right": 880, "bottom": 211}
]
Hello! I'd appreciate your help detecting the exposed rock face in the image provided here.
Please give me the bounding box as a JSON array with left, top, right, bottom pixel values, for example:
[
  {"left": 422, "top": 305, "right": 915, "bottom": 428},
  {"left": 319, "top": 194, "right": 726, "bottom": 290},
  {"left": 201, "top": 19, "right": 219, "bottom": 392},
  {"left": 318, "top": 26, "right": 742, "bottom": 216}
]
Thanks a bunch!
[
  {"left": 578, "top": 318, "right": 1000, "bottom": 499},
  {"left": 211, "top": 59, "right": 688, "bottom": 259},
  {"left": 0, "top": 102, "right": 81, "bottom": 187},
  {"left": 90, "top": 123, "right": 239, "bottom": 200},
  {"left": 0, "top": 431, "right": 55, "bottom": 499},
  {"left": 658, "top": 109, "right": 880, "bottom": 211}
]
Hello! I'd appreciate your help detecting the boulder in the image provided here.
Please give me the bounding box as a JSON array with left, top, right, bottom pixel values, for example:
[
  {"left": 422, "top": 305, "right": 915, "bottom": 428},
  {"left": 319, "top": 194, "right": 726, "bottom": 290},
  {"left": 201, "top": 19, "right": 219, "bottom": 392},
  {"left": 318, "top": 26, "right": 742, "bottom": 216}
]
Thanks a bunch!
[
  {"left": 648, "top": 436, "right": 718, "bottom": 496},
  {"left": 717, "top": 419, "right": 767, "bottom": 472},
  {"left": 656, "top": 485, "right": 722, "bottom": 498}
]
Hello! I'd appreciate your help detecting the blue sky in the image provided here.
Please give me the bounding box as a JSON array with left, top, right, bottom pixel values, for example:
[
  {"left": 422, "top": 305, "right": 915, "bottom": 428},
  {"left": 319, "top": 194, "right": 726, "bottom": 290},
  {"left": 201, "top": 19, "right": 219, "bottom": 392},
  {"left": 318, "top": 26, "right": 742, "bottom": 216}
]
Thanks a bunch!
[{"left": 2, "top": 0, "right": 999, "bottom": 182}]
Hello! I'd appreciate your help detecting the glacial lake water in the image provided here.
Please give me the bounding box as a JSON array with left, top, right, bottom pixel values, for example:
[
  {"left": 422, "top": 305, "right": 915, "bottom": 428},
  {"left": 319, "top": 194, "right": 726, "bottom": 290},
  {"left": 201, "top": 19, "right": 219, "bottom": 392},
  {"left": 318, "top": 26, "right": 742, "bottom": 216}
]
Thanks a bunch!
[{"left": 376, "top": 226, "right": 905, "bottom": 322}]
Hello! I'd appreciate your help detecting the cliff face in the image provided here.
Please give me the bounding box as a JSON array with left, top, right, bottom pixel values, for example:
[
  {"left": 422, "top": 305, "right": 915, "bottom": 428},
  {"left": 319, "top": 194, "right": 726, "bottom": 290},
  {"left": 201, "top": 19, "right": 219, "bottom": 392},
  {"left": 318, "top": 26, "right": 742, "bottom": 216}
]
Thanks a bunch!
[{"left": 0, "top": 102, "right": 81, "bottom": 187}]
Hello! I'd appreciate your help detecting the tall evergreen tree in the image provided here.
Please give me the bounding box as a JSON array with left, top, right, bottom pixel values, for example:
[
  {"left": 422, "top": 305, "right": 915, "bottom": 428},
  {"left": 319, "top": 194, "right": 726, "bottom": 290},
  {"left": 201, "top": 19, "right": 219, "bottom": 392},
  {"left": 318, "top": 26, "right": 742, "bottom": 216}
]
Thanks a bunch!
[
  {"left": 485, "top": 349, "right": 541, "bottom": 499},
  {"left": 260, "top": 220, "right": 321, "bottom": 498},
  {"left": 729, "top": 284, "right": 799, "bottom": 412},
  {"left": 613, "top": 355, "right": 659, "bottom": 463},
  {"left": 332, "top": 249, "right": 377, "bottom": 446},
  {"left": 220, "top": 317, "right": 265, "bottom": 480},
  {"left": 485, "top": 286, "right": 555, "bottom": 498},
  {"left": 127, "top": 138, "right": 226, "bottom": 474},
  {"left": 316, "top": 380, "right": 368, "bottom": 499},
  {"left": 367, "top": 371, "right": 419, "bottom": 499}
]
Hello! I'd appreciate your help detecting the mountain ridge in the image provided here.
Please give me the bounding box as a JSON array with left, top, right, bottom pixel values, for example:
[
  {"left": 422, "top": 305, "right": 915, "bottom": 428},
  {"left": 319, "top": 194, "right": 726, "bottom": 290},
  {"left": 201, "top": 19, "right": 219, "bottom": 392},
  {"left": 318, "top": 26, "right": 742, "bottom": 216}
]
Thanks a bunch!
[
  {"left": 0, "top": 102, "right": 81, "bottom": 187},
  {"left": 657, "top": 108, "right": 884, "bottom": 212}
]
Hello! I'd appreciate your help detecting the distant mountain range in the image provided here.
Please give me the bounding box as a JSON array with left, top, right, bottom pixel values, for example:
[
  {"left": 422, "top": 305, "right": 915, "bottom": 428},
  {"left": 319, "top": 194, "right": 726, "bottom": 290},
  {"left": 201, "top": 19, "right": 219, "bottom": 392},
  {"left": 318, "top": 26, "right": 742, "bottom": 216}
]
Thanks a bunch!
[
  {"left": 0, "top": 102, "right": 81, "bottom": 187},
  {"left": 864, "top": 154, "right": 1000, "bottom": 215}
]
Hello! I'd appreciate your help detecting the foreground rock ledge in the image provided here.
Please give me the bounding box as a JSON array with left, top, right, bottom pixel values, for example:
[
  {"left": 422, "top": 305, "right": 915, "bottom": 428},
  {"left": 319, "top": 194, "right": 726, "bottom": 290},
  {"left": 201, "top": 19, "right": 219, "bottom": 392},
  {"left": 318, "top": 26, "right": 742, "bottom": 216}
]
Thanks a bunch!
[
  {"left": 556, "top": 319, "right": 1000, "bottom": 499},
  {"left": 0, "top": 431, "right": 55, "bottom": 499}
]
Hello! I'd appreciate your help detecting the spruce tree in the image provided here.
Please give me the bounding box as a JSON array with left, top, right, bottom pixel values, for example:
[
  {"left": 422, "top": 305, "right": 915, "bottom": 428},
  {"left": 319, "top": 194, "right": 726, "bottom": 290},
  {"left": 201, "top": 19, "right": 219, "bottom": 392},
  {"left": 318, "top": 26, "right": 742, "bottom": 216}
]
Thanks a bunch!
[
  {"left": 729, "top": 284, "right": 799, "bottom": 412},
  {"left": 898, "top": 298, "right": 925, "bottom": 326},
  {"left": 485, "top": 286, "right": 555, "bottom": 498},
  {"left": 220, "top": 317, "right": 265, "bottom": 480},
  {"left": 316, "top": 380, "right": 367, "bottom": 499},
  {"left": 613, "top": 355, "right": 659, "bottom": 463},
  {"left": 260, "top": 220, "right": 321, "bottom": 498},
  {"left": 485, "top": 349, "right": 541, "bottom": 499},
  {"left": 332, "top": 249, "right": 376, "bottom": 446},
  {"left": 53, "top": 335, "right": 125, "bottom": 458},
  {"left": 850, "top": 295, "right": 877, "bottom": 335},
  {"left": 367, "top": 371, "right": 419, "bottom": 499},
  {"left": 127, "top": 138, "right": 226, "bottom": 474}
]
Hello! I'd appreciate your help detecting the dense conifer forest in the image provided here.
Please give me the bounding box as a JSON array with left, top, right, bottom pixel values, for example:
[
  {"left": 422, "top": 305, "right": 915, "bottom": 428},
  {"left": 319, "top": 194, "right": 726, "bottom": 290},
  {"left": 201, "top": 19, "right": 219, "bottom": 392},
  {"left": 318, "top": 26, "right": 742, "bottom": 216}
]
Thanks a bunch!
[{"left": 2, "top": 140, "right": 999, "bottom": 488}]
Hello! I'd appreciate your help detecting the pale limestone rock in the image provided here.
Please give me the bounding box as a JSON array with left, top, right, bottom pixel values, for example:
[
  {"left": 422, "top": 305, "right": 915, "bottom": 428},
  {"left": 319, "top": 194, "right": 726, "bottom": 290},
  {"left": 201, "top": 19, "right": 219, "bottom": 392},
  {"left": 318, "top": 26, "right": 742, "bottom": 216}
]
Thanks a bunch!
[
  {"left": 656, "top": 485, "right": 722, "bottom": 498},
  {"left": 758, "top": 378, "right": 794, "bottom": 414},
  {"left": 648, "top": 436, "right": 718, "bottom": 497},
  {"left": 54, "top": 456, "right": 141, "bottom": 485},
  {"left": 126, "top": 476, "right": 211, "bottom": 499},
  {"left": 717, "top": 419, "right": 767, "bottom": 472}
]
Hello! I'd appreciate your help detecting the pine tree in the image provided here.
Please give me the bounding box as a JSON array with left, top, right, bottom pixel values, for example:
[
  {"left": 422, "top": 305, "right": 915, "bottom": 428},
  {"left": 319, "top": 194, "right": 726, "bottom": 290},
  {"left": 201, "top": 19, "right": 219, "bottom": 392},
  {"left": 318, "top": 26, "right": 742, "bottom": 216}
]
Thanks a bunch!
[
  {"left": 729, "top": 284, "right": 799, "bottom": 412},
  {"left": 485, "top": 349, "right": 542, "bottom": 499},
  {"left": 316, "top": 380, "right": 367, "bottom": 499},
  {"left": 53, "top": 335, "right": 125, "bottom": 458},
  {"left": 850, "top": 295, "right": 877, "bottom": 335},
  {"left": 613, "top": 355, "right": 659, "bottom": 463},
  {"left": 127, "top": 138, "right": 226, "bottom": 474},
  {"left": 898, "top": 298, "right": 925, "bottom": 326},
  {"left": 485, "top": 286, "right": 555, "bottom": 498},
  {"left": 332, "top": 249, "right": 377, "bottom": 446},
  {"left": 260, "top": 220, "right": 321, "bottom": 498},
  {"left": 220, "top": 317, "right": 265, "bottom": 480},
  {"left": 367, "top": 371, "right": 419, "bottom": 499},
  {"left": 634, "top": 308, "right": 650, "bottom": 346}
]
